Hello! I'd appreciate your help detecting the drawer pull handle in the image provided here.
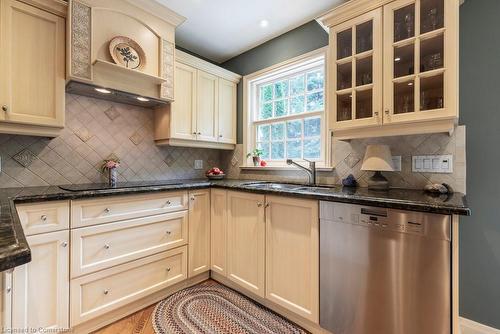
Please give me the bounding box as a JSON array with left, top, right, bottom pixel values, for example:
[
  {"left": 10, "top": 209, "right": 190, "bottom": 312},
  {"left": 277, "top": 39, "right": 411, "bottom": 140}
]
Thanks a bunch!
[
  {"left": 104, "top": 244, "right": 110, "bottom": 250},
  {"left": 61, "top": 241, "right": 68, "bottom": 248},
  {"left": 166, "top": 268, "right": 171, "bottom": 272},
  {"left": 103, "top": 289, "right": 109, "bottom": 295},
  {"left": 166, "top": 231, "right": 172, "bottom": 235},
  {"left": 104, "top": 208, "right": 110, "bottom": 214},
  {"left": 41, "top": 215, "right": 47, "bottom": 221}
]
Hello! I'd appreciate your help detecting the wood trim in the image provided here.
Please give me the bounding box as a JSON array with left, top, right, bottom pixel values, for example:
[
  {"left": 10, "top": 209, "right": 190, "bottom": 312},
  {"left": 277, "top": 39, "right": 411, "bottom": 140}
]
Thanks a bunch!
[
  {"left": 460, "top": 318, "right": 500, "bottom": 334},
  {"left": 155, "top": 137, "right": 236, "bottom": 150},
  {"left": 176, "top": 50, "right": 242, "bottom": 83},
  {"left": 319, "top": 0, "right": 390, "bottom": 27},
  {"left": 333, "top": 118, "right": 456, "bottom": 140},
  {"left": 122, "top": 0, "right": 185, "bottom": 27},
  {"left": 18, "top": 0, "right": 68, "bottom": 17},
  {"left": 0, "top": 122, "right": 63, "bottom": 137}
]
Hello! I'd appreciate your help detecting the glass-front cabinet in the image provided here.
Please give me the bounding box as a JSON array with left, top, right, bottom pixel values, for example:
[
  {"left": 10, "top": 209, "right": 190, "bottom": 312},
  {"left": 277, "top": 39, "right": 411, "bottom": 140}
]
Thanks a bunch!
[
  {"left": 323, "top": 0, "right": 458, "bottom": 138},
  {"left": 330, "top": 9, "right": 383, "bottom": 130}
]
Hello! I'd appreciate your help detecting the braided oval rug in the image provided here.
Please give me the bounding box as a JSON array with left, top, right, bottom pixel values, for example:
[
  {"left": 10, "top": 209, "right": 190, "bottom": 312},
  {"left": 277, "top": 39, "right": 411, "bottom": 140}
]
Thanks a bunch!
[{"left": 152, "top": 280, "right": 308, "bottom": 334}]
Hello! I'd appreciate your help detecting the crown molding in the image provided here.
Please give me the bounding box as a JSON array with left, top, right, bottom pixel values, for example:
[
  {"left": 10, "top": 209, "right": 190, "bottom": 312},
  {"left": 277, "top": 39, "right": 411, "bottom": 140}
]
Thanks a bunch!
[
  {"left": 123, "top": 0, "right": 185, "bottom": 27},
  {"left": 176, "top": 50, "right": 242, "bottom": 83}
]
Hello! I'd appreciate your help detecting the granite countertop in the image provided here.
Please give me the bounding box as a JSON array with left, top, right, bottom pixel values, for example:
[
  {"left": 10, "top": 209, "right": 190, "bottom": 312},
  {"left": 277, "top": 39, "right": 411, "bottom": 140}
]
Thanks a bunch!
[{"left": 0, "top": 179, "right": 470, "bottom": 271}]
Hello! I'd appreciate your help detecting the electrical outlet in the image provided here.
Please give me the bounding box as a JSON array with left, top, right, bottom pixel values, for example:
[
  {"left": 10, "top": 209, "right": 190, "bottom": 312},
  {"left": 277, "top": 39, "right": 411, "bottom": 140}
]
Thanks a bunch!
[
  {"left": 392, "top": 156, "right": 402, "bottom": 172},
  {"left": 412, "top": 155, "right": 453, "bottom": 173},
  {"left": 194, "top": 160, "right": 203, "bottom": 170}
]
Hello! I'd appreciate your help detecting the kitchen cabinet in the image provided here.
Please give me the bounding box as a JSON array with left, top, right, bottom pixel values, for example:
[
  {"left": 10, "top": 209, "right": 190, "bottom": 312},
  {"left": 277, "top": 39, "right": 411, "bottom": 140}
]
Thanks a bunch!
[
  {"left": 11, "top": 230, "right": 69, "bottom": 331},
  {"left": 226, "top": 191, "right": 266, "bottom": 297},
  {"left": 188, "top": 190, "right": 211, "bottom": 277},
  {"left": 154, "top": 50, "right": 241, "bottom": 150},
  {"left": 210, "top": 189, "right": 227, "bottom": 276},
  {"left": 321, "top": 0, "right": 458, "bottom": 139},
  {"left": 265, "top": 196, "right": 319, "bottom": 323},
  {"left": 0, "top": 0, "right": 66, "bottom": 137},
  {"left": 217, "top": 78, "right": 237, "bottom": 144}
]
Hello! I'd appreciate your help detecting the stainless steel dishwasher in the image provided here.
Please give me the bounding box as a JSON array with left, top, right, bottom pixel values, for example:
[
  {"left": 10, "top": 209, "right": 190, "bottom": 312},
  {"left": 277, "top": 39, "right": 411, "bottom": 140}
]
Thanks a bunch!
[{"left": 319, "top": 201, "right": 451, "bottom": 334}]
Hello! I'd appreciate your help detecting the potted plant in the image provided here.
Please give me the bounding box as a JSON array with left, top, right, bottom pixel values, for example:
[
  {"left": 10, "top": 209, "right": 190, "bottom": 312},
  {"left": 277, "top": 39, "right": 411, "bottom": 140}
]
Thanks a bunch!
[
  {"left": 247, "top": 149, "right": 263, "bottom": 167},
  {"left": 101, "top": 157, "right": 120, "bottom": 187}
]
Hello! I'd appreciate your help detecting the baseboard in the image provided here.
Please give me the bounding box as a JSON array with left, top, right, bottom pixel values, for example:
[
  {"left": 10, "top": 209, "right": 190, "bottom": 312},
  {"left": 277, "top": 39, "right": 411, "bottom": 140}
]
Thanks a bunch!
[{"left": 461, "top": 318, "right": 500, "bottom": 334}]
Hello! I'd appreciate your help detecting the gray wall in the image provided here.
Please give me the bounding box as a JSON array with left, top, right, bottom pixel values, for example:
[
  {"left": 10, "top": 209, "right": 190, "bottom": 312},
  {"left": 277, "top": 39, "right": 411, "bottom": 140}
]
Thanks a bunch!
[
  {"left": 221, "top": 20, "right": 329, "bottom": 143},
  {"left": 220, "top": 3, "right": 500, "bottom": 328},
  {"left": 459, "top": 0, "right": 500, "bottom": 328}
]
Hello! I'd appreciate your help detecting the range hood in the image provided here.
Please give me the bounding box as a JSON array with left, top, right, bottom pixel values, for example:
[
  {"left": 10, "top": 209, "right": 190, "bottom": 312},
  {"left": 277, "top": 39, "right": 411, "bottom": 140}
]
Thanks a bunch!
[{"left": 66, "top": 0, "right": 185, "bottom": 107}]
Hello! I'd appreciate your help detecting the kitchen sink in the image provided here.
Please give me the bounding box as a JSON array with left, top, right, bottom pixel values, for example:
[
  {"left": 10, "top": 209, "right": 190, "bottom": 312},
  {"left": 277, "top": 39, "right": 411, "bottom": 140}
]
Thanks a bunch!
[{"left": 243, "top": 182, "right": 337, "bottom": 192}]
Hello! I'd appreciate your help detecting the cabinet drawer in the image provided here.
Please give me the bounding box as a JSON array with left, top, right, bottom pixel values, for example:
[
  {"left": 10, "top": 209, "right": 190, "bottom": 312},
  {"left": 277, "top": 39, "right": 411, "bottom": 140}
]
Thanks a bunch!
[
  {"left": 70, "top": 246, "right": 187, "bottom": 326},
  {"left": 71, "top": 211, "right": 188, "bottom": 277},
  {"left": 16, "top": 200, "right": 69, "bottom": 235},
  {"left": 71, "top": 191, "right": 188, "bottom": 228}
]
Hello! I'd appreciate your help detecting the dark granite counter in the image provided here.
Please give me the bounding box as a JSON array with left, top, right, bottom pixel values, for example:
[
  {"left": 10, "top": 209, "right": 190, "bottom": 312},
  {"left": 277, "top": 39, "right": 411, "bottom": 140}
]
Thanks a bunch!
[{"left": 0, "top": 179, "right": 470, "bottom": 271}]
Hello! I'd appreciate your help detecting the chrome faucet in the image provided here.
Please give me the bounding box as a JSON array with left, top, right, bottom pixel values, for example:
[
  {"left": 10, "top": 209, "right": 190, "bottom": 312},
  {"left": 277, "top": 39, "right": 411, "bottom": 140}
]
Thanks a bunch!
[{"left": 286, "top": 159, "right": 317, "bottom": 185}]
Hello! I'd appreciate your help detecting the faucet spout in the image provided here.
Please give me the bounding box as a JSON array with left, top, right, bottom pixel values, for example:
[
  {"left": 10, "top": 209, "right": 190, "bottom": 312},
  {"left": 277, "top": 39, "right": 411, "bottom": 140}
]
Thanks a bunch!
[{"left": 286, "top": 159, "right": 317, "bottom": 185}]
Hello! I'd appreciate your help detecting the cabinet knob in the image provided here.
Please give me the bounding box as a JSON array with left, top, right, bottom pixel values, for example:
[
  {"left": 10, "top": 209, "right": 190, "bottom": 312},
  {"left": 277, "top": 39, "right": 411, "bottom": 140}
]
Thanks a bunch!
[
  {"left": 166, "top": 267, "right": 171, "bottom": 272},
  {"left": 6, "top": 287, "right": 11, "bottom": 294},
  {"left": 265, "top": 203, "right": 270, "bottom": 208},
  {"left": 103, "top": 289, "right": 110, "bottom": 295},
  {"left": 41, "top": 215, "right": 47, "bottom": 221},
  {"left": 219, "top": 134, "right": 223, "bottom": 137},
  {"left": 374, "top": 111, "right": 379, "bottom": 116},
  {"left": 61, "top": 241, "right": 68, "bottom": 248},
  {"left": 166, "top": 231, "right": 172, "bottom": 235},
  {"left": 104, "top": 244, "right": 110, "bottom": 250},
  {"left": 385, "top": 109, "right": 390, "bottom": 115},
  {"left": 166, "top": 200, "right": 171, "bottom": 205},
  {"left": 197, "top": 132, "right": 201, "bottom": 135},
  {"left": 190, "top": 196, "right": 195, "bottom": 201},
  {"left": 2, "top": 105, "right": 8, "bottom": 113},
  {"left": 257, "top": 202, "right": 263, "bottom": 207},
  {"left": 104, "top": 208, "right": 110, "bottom": 213},
  {"left": 193, "top": 132, "right": 197, "bottom": 134}
]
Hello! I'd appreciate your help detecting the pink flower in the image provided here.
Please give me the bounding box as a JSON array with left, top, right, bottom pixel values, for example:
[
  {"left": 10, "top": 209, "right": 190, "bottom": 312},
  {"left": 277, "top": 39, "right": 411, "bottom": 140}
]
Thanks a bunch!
[{"left": 105, "top": 161, "right": 119, "bottom": 169}]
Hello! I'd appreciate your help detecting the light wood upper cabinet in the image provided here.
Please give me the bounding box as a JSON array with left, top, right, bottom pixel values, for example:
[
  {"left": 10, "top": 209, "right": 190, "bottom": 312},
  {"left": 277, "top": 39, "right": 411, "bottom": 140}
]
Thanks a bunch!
[
  {"left": 197, "top": 70, "right": 219, "bottom": 142},
  {"left": 227, "top": 191, "right": 266, "bottom": 297},
  {"left": 321, "top": 0, "right": 458, "bottom": 139},
  {"left": 171, "top": 62, "right": 197, "bottom": 140},
  {"left": 188, "top": 190, "right": 211, "bottom": 277},
  {"left": 330, "top": 8, "right": 383, "bottom": 131},
  {"left": 12, "top": 230, "right": 69, "bottom": 331},
  {"left": 210, "top": 189, "right": 227, "bottom": 276},
  {"left": 154, "top": 50, "right": 241, "bottom": 150},
  {"left": 0, "top": 0, "right": 65, "bottom": 137},
  {"left": 218, "top": 78, "right": 237, "bottom": 144},
  {"left": 265, "top": 196, "right": 319, "bottom": 323}
]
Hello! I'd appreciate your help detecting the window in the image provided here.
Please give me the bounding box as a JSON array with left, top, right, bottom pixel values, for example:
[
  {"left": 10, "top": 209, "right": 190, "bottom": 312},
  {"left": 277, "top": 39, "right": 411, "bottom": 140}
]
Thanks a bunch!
[{"left": 244, "top": 51, "right": 327, "bottom": 166}]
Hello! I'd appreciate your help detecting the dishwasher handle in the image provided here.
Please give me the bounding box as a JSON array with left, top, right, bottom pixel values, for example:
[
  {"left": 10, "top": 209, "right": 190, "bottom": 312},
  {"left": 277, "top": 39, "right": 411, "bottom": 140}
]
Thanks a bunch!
[{"left": 360, "top": 207, "right": 388, "bottom": 217}]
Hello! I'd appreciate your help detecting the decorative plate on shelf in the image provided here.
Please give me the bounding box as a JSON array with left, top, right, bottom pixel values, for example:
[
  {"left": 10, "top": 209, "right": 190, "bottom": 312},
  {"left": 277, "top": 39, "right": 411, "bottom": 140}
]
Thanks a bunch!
[{"left": 109, "top": 36, "right": 146, "bottom": 71}]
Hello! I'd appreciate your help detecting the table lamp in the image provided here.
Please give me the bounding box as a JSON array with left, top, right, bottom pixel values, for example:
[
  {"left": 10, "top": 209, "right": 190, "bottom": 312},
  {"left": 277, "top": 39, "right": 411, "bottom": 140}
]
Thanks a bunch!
[{"left": 361, "top": 145, "right": 395, "bottom": 190}]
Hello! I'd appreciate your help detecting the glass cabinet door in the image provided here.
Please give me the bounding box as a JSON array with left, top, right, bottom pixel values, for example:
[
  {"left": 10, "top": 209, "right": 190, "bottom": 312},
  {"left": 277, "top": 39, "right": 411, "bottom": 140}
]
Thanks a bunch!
[
  {"left": 384, "top": 0, "right": 457, "bottom": 123},
  {"left": 330, "top": 8, "right": 383, "bottom": 130}
]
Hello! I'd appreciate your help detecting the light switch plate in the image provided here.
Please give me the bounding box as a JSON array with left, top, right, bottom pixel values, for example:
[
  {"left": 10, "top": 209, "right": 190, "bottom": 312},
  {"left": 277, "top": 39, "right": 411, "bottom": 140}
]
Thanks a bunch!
[
  {"left": 412, "top": 155, "right": 453, "bottom": 173},
  {"left": 194, "top": 160, "right": 203, "bottom": 170},
  {"left": 392, "top": 156, "right": 402, "bottom": 172}
]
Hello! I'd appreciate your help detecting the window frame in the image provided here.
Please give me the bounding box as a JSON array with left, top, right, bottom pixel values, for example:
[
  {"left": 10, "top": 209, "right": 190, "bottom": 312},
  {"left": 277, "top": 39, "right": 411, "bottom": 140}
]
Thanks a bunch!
[{"left": 243, "top": 48, "right": 331, "bottom": 168}]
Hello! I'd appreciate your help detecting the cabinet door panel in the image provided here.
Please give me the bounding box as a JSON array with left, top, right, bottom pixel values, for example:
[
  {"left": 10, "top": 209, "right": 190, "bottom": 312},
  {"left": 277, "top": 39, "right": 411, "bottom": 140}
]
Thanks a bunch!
[
  {"left": 188, "top": 190, "right": 211, "bottom": 277},
  {"left": 330, "top": 8, "right": 383, "bottom": 131},
  {"left": 265, "top": 196, "right": 319, "bottom": 322},
  {"left": 227, "top": 191, "right": 265, "bottom": 297},
  {"left": 217, "top": 78, "right": 237, "bottom": 144},
  {"left": 12, "top": 230, "right": 69, "bottom": 331},
  {"left": 383, "top": 0, "right": 457, "bottom": 124},
  {"left": 196, "top": 70, "right": 218, "bottom": 142},
  {"left": 0, "top": 0, "right": 65, "bottom": 127},
  {"left": 171, "top": 62, "right": 197, "bottom": 140},
  {"left": 210, "top": 189, "right": 227, "bottom": 275}
]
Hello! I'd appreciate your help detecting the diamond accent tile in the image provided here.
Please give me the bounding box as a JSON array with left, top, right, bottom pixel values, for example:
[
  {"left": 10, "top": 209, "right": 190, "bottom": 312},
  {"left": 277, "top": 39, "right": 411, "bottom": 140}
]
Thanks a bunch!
[
  {"left": 129, "top": 132, "right": 144, "bottom": 146},
  {"left": 231, "top": 155, "right": 239, "bottom": 167},
  {"left": 104, "top": 106, "right": 120, "bottom": 121},
  {"left": 75, "top": 127, "right": 93, "bottom": 142},
  {"left": 164, "top": 154, "right": 175, "bottom": 167},
  {"left": 12, "top": 149, "right": 37, "bottom": 167}
]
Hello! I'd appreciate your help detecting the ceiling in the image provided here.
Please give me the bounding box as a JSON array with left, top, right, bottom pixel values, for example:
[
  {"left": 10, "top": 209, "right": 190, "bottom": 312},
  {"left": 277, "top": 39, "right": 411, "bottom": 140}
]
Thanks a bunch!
[{"left": 155, "top": 0, "right": 345, "bottom": 63}]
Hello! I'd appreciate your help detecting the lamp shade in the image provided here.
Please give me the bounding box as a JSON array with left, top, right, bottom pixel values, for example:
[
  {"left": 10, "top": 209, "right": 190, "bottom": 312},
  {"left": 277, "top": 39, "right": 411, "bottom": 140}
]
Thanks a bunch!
[{"left": 361, "top": 145, "right": 395, "bottom": 172}]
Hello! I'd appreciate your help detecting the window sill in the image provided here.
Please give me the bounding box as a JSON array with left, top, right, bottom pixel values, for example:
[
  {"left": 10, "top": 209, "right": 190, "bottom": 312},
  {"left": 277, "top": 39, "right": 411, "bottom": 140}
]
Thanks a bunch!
[{"left": 239, "top": 165, "right": 334, "bottom": 172}]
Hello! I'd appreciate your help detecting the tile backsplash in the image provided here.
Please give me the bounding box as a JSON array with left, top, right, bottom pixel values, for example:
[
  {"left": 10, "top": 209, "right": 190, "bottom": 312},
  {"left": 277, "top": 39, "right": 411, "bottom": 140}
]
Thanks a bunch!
[
  {"left": 223, "top": 125, "right": 466, "bottom": 193},
  {"left": 0, "top": 94, "right": 222, "bottom": 188}
]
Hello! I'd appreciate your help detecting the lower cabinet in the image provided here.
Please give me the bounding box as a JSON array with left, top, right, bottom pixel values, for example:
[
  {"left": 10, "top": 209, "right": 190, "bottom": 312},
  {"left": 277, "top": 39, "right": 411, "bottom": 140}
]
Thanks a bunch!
[
  {"left": 70, "top": 246, "right": 187, "bottom": 325},
  {"left": 226, "top": 191, "right": 266, "bottom": 297},
  {"left": 11, "top": 230, "right": 70, "bottom": 331},
  {"left": 188, "top": 190, "right": 211, "bottom": 277},
  {"left": 210, "top": 189, "right": 227, "bottom": 276},
  {"left": 265, "top": 196, "right": 319, "bottom": 323}
]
